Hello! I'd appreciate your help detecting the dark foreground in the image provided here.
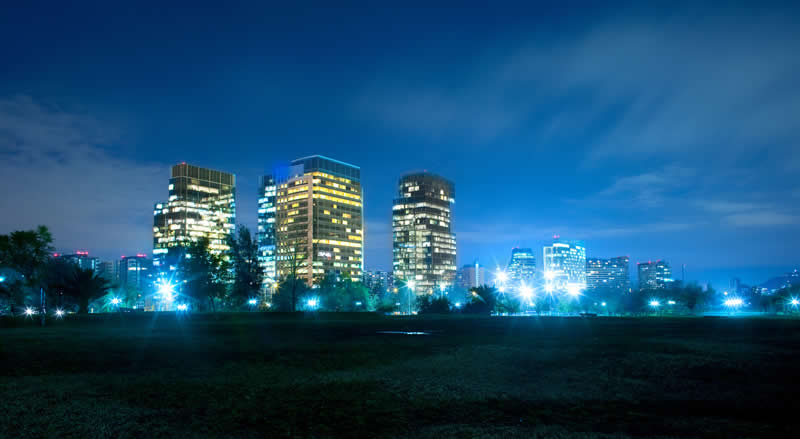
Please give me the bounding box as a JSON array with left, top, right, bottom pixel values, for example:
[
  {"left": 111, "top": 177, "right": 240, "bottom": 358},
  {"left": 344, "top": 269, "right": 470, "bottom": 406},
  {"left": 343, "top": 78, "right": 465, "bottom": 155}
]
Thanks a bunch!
[{"left": 2, "top": 313, "right": 799, "bottom": 438}]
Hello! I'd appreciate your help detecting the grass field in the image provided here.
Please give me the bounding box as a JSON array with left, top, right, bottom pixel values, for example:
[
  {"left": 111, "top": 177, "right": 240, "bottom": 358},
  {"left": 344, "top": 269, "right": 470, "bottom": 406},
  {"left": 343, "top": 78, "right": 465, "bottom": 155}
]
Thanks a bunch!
[{"left": 2, "top": 313, "right": 799, "bottom": 438}]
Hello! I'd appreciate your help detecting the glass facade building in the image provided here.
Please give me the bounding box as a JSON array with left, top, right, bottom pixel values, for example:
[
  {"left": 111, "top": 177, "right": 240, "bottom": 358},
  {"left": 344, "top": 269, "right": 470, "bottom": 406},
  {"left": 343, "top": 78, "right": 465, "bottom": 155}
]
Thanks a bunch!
[
  {"left": 257, "top": 175, "right": 277, "bottom": 291},
  {"left": 456, "top": 262, "right": 486, "bottom": 290},
  {"left": 586, "top": 256, "right": 630, "bottom": 292},
  {"left": 274, "top": 155, "right": 363, "bottom": 284},
  {"left": 392, "top": 173, "right": 457, "bottom": 295},
  {"left": 153, "top": 163, "right": 236, "bottom": 271},
  {"left": 507, "top": 248, "right": 536, "bottom": 286},
  {"left": 58, "top": 251, "right": 100, "bottom": 272},
  {"left": 637, "top": 260, "right": 672, "bottom": 290},
  {"left": 543, "top": 238, "right": 586, "bottom": 292}
]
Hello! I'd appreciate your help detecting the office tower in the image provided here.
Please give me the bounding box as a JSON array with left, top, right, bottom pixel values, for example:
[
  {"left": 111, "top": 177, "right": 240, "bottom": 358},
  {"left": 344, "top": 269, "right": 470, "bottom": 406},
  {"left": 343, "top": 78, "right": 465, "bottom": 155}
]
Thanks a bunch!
[
  {"left": 274, "top": 155, "right": 363, "bottom": 284},
  {"left": 506, "top": 248, "right": 536, "bottom": 286},
  {"left": 153, "top": 163, "right": 236, "bottom": 271},
  {"left": 118, "top": 254, "right": 152, "bottom": 290},
  {"left": 637, "top": 260, "right": 672, "bottom": 290},
  {"left": 96, "top": 261, "right": 115, "bottom": 282},
  {"left": 257, "top": 175, "right": 277, "bottom": 291},
  {"left": 392, "top": 172, "right": 457, "bottom": 295},
  {"left": 58, "top": 251, "right": 100, "bottom": 272},
  {"left": 542, "top": 237, "right": 586, "bottom": 293},
  {"left": 586, "top": 256, "right": 630, "bottom": 292},
  {"left": 456, "top": 262, "right": 486, "bottom": 290}
]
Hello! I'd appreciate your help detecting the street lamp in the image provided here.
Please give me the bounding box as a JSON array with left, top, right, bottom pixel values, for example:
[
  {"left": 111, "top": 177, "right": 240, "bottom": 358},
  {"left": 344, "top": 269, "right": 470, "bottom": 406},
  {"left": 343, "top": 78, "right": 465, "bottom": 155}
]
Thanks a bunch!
[
  {"left": 55, "top": 309, "right": 64, "bottom": 318},
  {"left": 495, "top": 270, "right": 508, "bottom": 285}
]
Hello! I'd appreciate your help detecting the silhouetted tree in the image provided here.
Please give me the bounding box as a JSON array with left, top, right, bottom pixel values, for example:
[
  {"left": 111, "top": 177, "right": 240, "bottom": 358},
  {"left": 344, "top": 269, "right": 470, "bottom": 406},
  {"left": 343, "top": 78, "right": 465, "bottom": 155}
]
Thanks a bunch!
[
  {"left": 180, "top": 237, "right": 231, "bottom": 311},
  {"left": 462, "top": 285, "right": 498, "bottom": 315},
  {"left": 62, "top": 267, "right": 111, "bottom": 314},
  {"left": 0, "top": 226, "right": 53, "bottom": 313},
  {"left": 227, "top": 225, "right": 263, "bottom": 307},
  {"left": 417, "top": 294, "right": 452, "bottom": 314}
]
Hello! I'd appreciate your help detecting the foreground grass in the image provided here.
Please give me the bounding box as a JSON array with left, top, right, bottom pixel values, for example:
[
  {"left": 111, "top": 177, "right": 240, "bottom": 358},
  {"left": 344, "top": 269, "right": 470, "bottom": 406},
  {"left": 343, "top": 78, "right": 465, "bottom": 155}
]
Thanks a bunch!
[{"left": 2, "top": 313, "right": 799, "bottom": 438}]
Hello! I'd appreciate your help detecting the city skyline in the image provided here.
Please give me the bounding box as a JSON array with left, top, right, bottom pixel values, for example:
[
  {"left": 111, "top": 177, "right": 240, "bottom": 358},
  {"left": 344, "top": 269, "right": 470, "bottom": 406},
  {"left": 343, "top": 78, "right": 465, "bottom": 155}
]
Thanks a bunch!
[{"left": 1, "top": 2, "right": 799, "bottom": 288}]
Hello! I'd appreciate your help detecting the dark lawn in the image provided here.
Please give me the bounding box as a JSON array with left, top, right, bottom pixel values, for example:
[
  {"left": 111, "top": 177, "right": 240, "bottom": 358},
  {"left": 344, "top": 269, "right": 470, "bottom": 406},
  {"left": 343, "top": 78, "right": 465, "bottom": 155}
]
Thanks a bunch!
[{"left": 2, "top": 313, "right": 799, "bottom": 438}]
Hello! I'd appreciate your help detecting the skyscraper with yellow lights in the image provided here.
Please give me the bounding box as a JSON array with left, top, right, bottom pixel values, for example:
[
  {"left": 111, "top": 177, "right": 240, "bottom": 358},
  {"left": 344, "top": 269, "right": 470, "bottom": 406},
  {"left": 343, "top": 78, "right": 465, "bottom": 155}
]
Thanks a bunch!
[
  {"left": 153, "top": 163, "right": 236, "bottom": 271},
  {"left": 273, "top": 155, "right": 363, "bottom": 284}
]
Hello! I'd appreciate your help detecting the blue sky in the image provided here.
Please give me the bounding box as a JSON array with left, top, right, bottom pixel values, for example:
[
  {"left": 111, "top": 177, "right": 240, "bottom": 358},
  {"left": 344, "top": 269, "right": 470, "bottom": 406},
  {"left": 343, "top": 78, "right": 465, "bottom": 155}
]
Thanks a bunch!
[{"left": 1, "top": 1, "right": 799, "bottom": 287}]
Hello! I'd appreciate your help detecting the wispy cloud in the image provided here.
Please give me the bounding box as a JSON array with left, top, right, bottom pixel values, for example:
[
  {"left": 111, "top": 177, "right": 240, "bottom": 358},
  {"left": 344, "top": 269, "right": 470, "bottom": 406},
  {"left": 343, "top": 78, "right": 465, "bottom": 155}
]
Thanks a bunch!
[{"left": 0, "top": 95, "right": 164, "bottom": 258}]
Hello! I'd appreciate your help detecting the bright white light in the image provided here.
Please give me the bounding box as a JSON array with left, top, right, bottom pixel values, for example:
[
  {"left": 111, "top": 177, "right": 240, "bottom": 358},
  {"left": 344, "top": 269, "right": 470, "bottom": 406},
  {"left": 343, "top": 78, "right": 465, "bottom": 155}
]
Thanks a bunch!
[
  {"left": 519, "top": 285, "right": 533, "bottom": 300},
  {"left": 307, "top": 298, "right": 318, "bottom": 308},
  {"left": 0, "top": 276, "right": 6, "bottom": 283},
  {"left": 544, "top": 271, "right": 555, "bottom": 281},
  {"left": 248, "top": 299, "right": 257, "bottom": 305},
  {"left": 495, "top": 271, "right": 508, "bottom": 284},
  {"left": 177, "top": 304, "right": 188, "bottom": 311},
  {"left": 790, "top": 298, "right": 799, "bottom": 306},
  {"left": 454, "top": 302, "right": 461, "bottom": 308},
  {"left": 649, "top": 300, "right": 660, "bottom": 307},
  {"left": 158, "top": 280, "right": 175, "bottom": 295},
  {"left": 24, "top": 307, "right": 34, "bottom": 316},
  {"left": 545, "top": 284, "right": 554, "bottom": 293},
  {"left": 498, "top": 286, "right": 506, "bottom": 293},
  {"left": 111, "top": 297, "right": 121, "bottom": 305},
  {"left": 407, "top": 280, "right": 416, "bottom": 291},
  {"left": 601, "top": 302, "right": 607, "bottom": 307},
  {"left": 667, "top": 300, "right": 676, "bottom": 305},
  {"left": 566, "top": 283, "right": 582, "bottom": 298},
  {"left": 355, "top": 301, "right": 362, "bottom": 306},
  {"left": 265, "top": 303, "right": 272, "bottom": 308},
  {"left": 724, "top": 298, "right": 743, "bottom": 308},
  {"left": 55, "top": 309, "right": 64, "bottom": 317}
]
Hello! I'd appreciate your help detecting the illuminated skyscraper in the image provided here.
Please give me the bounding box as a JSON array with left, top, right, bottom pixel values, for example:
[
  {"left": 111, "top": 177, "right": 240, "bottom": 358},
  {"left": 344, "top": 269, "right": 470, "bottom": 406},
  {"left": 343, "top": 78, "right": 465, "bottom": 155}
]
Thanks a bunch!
[
  {"left": 58, "top": 251, "right": 100, "bottom": 272},
  {"left": 507, "top": 248, "right": 536, "bottom": 286},
  {"left": 153, "top": 163, "right": 236, "bottom": 271},
  {"left": 542, "top": 237, "right": 586, "bottom": 292},
  {"left": 274, "top": 155, "right": 363, "bottom": 284},
  {"left": 637, "top": 260, "right": 672, "bottom": 290},
  {"left": 257, "top": 175, "right": 277, "bottom": 290},
  {"left": 392, "top": 173, "right": 457, "bottom": 295},
  {"left": 586, "top": 256, "right": 630, "bottom": 292}
]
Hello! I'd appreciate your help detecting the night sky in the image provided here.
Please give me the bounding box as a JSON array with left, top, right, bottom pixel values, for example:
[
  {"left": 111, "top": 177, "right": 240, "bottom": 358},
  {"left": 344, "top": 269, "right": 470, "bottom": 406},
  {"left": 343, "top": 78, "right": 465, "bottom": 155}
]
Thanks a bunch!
[{"left": 1, "top": 1, "right": 798, "bottom": 287}]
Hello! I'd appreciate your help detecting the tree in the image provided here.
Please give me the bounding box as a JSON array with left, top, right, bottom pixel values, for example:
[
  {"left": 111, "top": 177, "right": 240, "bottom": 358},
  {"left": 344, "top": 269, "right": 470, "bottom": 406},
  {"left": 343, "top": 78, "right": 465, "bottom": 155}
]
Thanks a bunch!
[
  {"left": 0, "top": 226, "right": 53, "bottom": 313},
  {"left": 275, "top": 221, "right": 309, "bottom": 311},
  {"left": 227, "top": 225, "right": 263, "bottom": 308},
  {"left": 676, "top": 282, "right": 712, "bottom": 314},
  {"left": 462, "top": 285, "right": 498, "bottom": 315},
  {"left": 272, "top": 276, "right": 310, "bottom": 311},
  {"left": 315, "top": 274, "right": 371, "bottom": 311},
  {"left": 495, "top": 294, "right": 521, "bottom": 315},
  {"left": 61, "top": 267, "right": 111, "bottom": 314},
  {"left": 180, "top": 237, "right": 232, "bottom": 311},
  {"left": 416, "top": 294, "right": 452, "bottom": 314}
]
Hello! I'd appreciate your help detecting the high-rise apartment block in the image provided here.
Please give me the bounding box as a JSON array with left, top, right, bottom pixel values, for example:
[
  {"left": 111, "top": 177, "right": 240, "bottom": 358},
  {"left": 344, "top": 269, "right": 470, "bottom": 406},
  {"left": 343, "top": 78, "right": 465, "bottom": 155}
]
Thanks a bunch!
[
  {"left": 272, "top": 156, "right": 363, "bottom": 284},
  {"left": 118, "top": 254, "right": 152, "bottom": 290},
  {"left": 543, "top": 237, "right": 586, "bottom": 292},
  {"left": 257, "top": 175, "right": 277, "bottom": 290},
  {"left": 392, "top": 173, "right": 457, "bottom": 295},
  {"left": 153, "top": 163, "right": 236, "bottom": 271},
  {"left": 507, "top": 248, "right": 536, "bottom": 286},
  {"left": 586, "top": 256, "right": 630, "bottom": 292},
  {"left": 58, "top": 251, "right": 100, "bottom": 272},
  {"left": 637, "top": 260, "right": 672, "bottom": 290}
]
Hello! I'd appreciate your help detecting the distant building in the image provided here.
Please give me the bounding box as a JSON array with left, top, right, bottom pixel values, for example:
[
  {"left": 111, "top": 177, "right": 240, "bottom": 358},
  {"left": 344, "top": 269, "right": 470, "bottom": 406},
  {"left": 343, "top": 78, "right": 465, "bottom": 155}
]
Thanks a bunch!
[
  {"left": 119, "top": 254, "right": 152, "bottom": 291},
  {"left": 96, "top": 260, "right": 115, "bottom": 282},
  {"left": 257, "top": 175, "right": 277, "bottom": 291},
  {"left": 363, "top": 270, "right": 393, "bottom": 291},
  {"left": 58, "top": 251, "right": 100, "bottom": 272},
  {"left": 637, "top": 260, "right": 672, "bottom": 290},
  {"left": 392, "top": 172, "right": 457, "bottom": 295},
  {"left": 543, "top": 237, "right": 586, "bottom": 292},
  {"left": 456, "top": 262, "right": 486, "bottom": 290},
  {"left": 274, "top": 155, "right": 364, "bottom": 283},
  {"left": 153, "top": 163, "right": 236, "bottom": 271},
  {"left": 507, "top": 248, "right": 536, "bottom": 286},
  {"left": 586, "top": 256, "right": 630, "bottom": 292}
]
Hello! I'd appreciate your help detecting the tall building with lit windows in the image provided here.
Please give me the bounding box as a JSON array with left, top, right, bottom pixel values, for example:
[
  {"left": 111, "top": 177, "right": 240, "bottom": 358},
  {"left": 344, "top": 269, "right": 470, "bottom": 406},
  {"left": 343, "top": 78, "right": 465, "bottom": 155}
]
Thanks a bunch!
[
  {"left": 542, "top": 237, "right": 586, "bottom": 292},
  {"left": 257, "top": 175, "right": 277, "bottom": 290},
  {"left": 507, "top": 248, "right": 536, "bottom": 286},
  {"left": 274, "top": 155, "right": 363, "bottom": 284},
  {"left": 153, "top": 163, "right": 236, "bottom": 271},
  {"left": 586, "top": 256, "right": 630, "bottom": 292},
  {"left": 637, "top": 260, "right": 672, "bottom": 290},
  {"left": 392, "top": 173, "right": 457, "bottom": 295}
]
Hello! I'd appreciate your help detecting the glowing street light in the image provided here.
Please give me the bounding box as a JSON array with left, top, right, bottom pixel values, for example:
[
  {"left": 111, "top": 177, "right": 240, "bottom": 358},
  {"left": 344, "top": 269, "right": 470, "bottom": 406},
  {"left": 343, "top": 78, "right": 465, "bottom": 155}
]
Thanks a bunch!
[
  {"left": 498, "top": 286, "right": 506, "bottom": 293},
  {"left": 724, "top": 298, "right": 743, "bottom": 308},
  {"left": 601, "top": 302, "right": 607, "bottom": 307},
  {"left": 544, "top": 284, "right": 554, "bottom": 294},
  {"left": 111, "top": 297, "right": 121, "bottom": 306},
  {"left": 566, "top": 283, "right": 582, "bottom": 298},
  {"left": 454, "top": 302, "right": 462, "bottom": 308},
  {"left": 649, "top": 300, "right": 660, "bottom": 308},
  {"left": 248, "top": 299, "right": 257, "bottom": 306},
  {"left": 544, "top": 271, "right": 555, "bottom": 281},
  {"left": 307, "top": 298, "right": 319, "bottom": 309},
  {"left": 495, "top": 270, "right": 508, "bottom": 284},
  {"left": 0, "top": 276, "right": 6, "bottom": 283},
  {"left": 407, "top": 280, "right": 416, "bottom": 291},
  {"left": 790, "top": 298, "right": 799, "bottom": 307},
  {"left": 519, "top": 285, "right": 533, "bottom": 301},
  {"left": 55, "top": 309, "right": 64, "bottom": 318},
  {"left": 667, "top": 300, "right": 676, "bottom": 305},
  {"left": 177, "top": 304, "right": 188, "bottom": 311},
  {"left": 24, "top": 307, "right": 34, "bottom": 316}
]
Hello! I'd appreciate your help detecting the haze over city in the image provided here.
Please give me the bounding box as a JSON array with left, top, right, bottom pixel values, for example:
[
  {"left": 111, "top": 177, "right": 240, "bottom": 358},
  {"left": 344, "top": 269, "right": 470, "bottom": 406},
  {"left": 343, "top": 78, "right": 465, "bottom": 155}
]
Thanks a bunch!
[{"left": 2, "top": 1, "right": 799, "bottom": 288}]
